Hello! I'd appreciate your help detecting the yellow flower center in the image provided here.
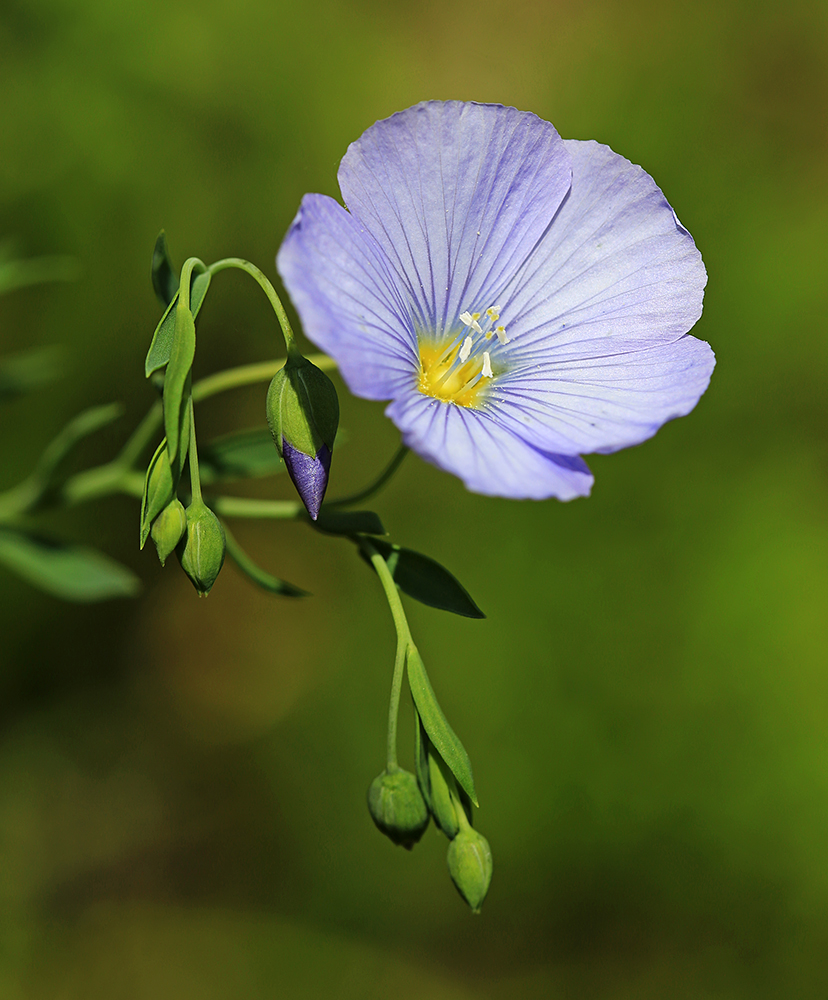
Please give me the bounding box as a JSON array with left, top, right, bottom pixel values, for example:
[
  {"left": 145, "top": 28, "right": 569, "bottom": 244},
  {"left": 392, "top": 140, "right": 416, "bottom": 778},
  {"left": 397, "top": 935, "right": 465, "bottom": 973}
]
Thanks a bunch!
[
  {"left": 418, "top": 340, "right": 489, "bottom": 408},
  {"left": 416, "top": 305, "right": 510, "bottom": 408}
]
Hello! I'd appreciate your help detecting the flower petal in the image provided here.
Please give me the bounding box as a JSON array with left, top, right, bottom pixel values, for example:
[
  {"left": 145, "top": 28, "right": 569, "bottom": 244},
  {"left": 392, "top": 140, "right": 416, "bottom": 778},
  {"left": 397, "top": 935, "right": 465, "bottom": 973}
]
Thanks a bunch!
[
  {"left": 338, "top": 101, "right": 572, "bottom": 336},
  {"left": 490, "top": 333, "right": 715, "bottom": 455},
  {"left": 385, "top": 390, "right": 594, "bottom": 501},
  {"left": 504, "top": 139, "right": 707, "bottom": 360},
  {"left": 277, "top": 193, "right": 418, "bottom": 400}
]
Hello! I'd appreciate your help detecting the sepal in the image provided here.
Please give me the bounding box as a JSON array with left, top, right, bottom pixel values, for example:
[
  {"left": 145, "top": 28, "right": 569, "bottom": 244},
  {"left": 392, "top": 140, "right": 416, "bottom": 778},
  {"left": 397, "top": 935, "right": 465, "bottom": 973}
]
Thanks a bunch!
[{"left": 177, "top": 500, "right": 226, "bottom": 596}]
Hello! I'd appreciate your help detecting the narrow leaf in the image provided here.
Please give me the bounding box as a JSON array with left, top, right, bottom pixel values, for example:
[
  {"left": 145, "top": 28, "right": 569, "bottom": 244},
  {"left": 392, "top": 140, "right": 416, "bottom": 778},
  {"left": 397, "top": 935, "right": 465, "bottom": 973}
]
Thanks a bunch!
[
  {"left": 0, "top": 528, "right": 141, "bottom": 602},
  {"left": 199, "top": 428, "right": 284, "bottom": 483},
  {"left": 140, "top": 439, "right": 175, "bottom": 547},
  {"left": 151, "top": 231, "right": 178, "bottom": 307},
  {"left": 223, "top": 525, "right": 308, "bottom": 596},
  {"left": 145, "top": 264, "right": 210, "bottom": 376},
  {"left": 414, "top": 709, "right": 432, "bottom": 810},
  {"left": 406, "top": 646, "right": 477, "bottom": 806},
  {"left": 163, "top": 302, "right": 195, "bottom": 463},
  {"left": 365, "top": 540, "right": 484, "bottom": 618},
  {"left": 315, "top": 508, "right": 385, "bottom": 537},
  {"left": 0, "top": 255, "right": 78, "bottom": 295}
]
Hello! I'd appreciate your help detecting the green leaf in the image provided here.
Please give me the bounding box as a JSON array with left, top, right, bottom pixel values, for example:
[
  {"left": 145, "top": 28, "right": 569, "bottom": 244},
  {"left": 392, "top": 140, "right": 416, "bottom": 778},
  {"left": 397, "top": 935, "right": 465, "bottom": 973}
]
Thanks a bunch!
[
  {"left": 314, "top": 508, "right": 385, "bottom": 537},
  {"left": 140, "top": 438, "right": 176, "bottom": 547},
  {"left": 199, "top": 428, "right": 284, "bottom": 483},
  {"left": 0, "top": 347, "right": 62, "bottom": 401},
  {"left": 223, "top": 526, "right": 307, "bottom": 597},
  {"left": 0, "top": 528, "right": 140, "bottom": 602},
  {"left": 365, "top": 540, "right": 484, "bottom": 618},
  {"left": 151, "top": 231, "right": 178, "bottom": 308},
  {"left": 406, "top": 646, "right": 477, "bottom": 806},
  {"left": 414, "top": 709, "right": 432, "bottom": 811},
  {"left": 144, "top": 263, "right": 210, "bottom": 377},
  {"left": 162, "top": 301, "right": 196, "bottom": 463}
]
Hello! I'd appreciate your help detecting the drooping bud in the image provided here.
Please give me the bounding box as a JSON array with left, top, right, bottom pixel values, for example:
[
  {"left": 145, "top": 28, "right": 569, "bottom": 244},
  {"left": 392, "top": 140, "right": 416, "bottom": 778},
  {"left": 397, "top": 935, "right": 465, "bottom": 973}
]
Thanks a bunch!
[
  {"left": 447, "top": 828, "right": 493, "bottom": 913},
  {"left": 367, "top": 769, "right": 429, "bottom": 849},
  {"left": 177, "top": 500, "right": 226, "bottom": 596},
  {"left": 150, "top": 499, "right": 187, "bottom": 566},
  {"left": 266, "top": 355, "right": 339, "bottom": 520}
]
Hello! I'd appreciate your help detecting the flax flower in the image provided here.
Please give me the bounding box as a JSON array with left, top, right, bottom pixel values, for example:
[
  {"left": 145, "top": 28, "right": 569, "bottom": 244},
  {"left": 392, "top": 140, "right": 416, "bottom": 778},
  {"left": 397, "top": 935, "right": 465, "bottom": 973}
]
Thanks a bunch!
[{"left": 277, "top": 101, "right": 714, "bottom": 500}]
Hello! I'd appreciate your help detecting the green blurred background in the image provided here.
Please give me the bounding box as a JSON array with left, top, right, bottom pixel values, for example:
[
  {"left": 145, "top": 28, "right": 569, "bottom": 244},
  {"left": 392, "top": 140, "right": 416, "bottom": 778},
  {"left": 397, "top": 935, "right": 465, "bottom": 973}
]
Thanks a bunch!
[{"left": 1, "top": 0, "right": 827, "bottom": 996}]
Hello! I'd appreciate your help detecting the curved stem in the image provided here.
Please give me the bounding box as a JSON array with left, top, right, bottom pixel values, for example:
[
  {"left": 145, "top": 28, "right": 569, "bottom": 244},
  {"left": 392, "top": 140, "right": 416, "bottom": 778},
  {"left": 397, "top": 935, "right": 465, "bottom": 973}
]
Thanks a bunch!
[
  {"left": 326, "top": 445, "right": 409, "bottom": 509},
  {"left": 208, "top": 257, "right": 298, "bottom": 355},
  {"left": 361, "top": 537, "right": 413, "bottom": 772}
]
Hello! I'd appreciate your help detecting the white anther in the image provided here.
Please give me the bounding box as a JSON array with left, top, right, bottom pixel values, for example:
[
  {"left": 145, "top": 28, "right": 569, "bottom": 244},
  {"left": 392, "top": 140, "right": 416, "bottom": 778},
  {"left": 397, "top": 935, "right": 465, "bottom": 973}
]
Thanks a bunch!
[
  {"left": 482, "top": 351, "right": 493, "bottom": 378},
  {"left": 459, "top": 336, "right": 473, "bottom": 363},
  {"left": 495, "top": 326, "right": 510, "bottom": 345},
  {"left": 460, "top": 310, "right": 482, "bottom": 333}
]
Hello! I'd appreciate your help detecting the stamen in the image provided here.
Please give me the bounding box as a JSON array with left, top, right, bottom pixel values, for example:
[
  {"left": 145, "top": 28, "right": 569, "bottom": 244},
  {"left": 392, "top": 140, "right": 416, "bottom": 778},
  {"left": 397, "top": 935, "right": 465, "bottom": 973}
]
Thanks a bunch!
[
  {"left": 482, "top": 352, "right": 493, "bottom": 378},
  {"left": 459, "top": 336, "right": 473, "bottom": 363},
  {"left": 460, "top": 311, "right": 483, "bottom": 334},
  {"left": 495, "top": 326, "right": 510, "bottom": 345}
]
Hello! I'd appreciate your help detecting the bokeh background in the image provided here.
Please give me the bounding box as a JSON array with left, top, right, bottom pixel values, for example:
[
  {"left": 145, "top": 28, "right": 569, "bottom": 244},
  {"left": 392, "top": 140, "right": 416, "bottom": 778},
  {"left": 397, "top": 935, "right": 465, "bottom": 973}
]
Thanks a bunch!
[{"left": 1, "top": 0, "right": 827, "bottom": 996}]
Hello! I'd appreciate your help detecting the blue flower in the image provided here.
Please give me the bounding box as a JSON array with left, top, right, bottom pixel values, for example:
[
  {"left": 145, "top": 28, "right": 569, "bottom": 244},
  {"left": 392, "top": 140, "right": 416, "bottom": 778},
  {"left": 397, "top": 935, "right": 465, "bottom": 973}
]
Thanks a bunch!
[{"left": 277, "top": 102, "right": 714, "bottom": 500}]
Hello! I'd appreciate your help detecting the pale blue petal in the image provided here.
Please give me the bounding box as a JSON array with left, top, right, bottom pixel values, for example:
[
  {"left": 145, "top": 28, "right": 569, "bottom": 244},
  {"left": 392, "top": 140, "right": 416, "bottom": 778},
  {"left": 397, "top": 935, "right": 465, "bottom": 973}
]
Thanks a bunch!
[
  {"left": 490, "top": 334, "right": 715, "bottom": 455},
  {"left": 277, "top": 193, "right": 417, "bottom": 400},
  {"left": 500, "top": 139, "right": 707, "bottom": 361},
  {"left": 386, "top": 391, "right": 594, "bottom": 501},
  {"left": 338, "top": 101, "right": 571, "bottom": 337}
]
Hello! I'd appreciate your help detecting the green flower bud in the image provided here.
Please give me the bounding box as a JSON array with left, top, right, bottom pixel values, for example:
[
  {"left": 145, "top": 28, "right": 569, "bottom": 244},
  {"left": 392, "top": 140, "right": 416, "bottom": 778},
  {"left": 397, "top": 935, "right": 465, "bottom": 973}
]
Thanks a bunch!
[
  {"left": 447, "top": 828, "right": 493, "bottom": 913},
  {"left": 266, "top": 355, "right": 339, "bottom": 520},
  {"left": 150, "top": 498, "right": 187, "bottom": 566},
  {"left": 367, "top": 768, "right": 429, "bottom": 849},
  {"left": 177, "top": 500, "right": 225, "bottom": 596}
]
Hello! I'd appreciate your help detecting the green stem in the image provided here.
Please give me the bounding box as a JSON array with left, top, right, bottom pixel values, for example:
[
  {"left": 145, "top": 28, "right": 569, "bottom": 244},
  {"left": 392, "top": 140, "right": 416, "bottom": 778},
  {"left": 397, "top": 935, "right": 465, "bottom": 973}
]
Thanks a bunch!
[
  {"left": 0, "top": 355, "right": 336, "bottom": 520},
  {"left": 209, "top": 496, "right": 302, "bottom": 519},
  {"left": 208, "top": 257, "right": 298, "bottom": 355},
  {"left": 326, "top": 445, "right": 409, "bottom": 509},
  {"left": 187, "top": 398, "right": 202, "bottom": 504},
  {"left": 361, "top": 537, "right": 413, "bottom": 772}
]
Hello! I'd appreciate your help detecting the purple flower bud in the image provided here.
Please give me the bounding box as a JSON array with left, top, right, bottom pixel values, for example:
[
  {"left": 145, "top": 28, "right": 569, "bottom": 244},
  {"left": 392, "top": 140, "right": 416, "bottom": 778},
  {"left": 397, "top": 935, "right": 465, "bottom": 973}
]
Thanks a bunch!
[{"left": 280, "top": 439, "right": 331, "bottom": 521}]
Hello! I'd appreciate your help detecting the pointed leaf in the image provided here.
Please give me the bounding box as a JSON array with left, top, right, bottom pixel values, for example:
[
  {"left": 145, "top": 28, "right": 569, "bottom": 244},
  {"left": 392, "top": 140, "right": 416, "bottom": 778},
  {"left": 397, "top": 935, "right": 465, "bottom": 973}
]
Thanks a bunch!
[
  {"left": 223, "top": 526, "right": 307, "bottom": 597},
  {"left": 0, "top": 528, "right": 140, "bottom": 602},
  {"left": 163, "top": 301, "right": 195, "bottom": 463},
  {"left": 140, "top": 438, "right": 177, "bottom": 547},
  {"left": 314, "top": 508, "right": 385, "bottom": 536},
  {"left": 414, "top": 708, "right": 432, "bottom": 810},
  {"left": 151, "top": 231, "right": 178, "bottom": 307},
  {"left": 199, "top": 428, "right": 285, "bottom": 483},
  {"left": 145, "top": 264, "right": 210, "bottom": 376},
  {"left": 406, "top": 646, "right": 477, "bottom": 806},
  {"left": 365, "top": 540, "right": 484, "bottom": 618}
]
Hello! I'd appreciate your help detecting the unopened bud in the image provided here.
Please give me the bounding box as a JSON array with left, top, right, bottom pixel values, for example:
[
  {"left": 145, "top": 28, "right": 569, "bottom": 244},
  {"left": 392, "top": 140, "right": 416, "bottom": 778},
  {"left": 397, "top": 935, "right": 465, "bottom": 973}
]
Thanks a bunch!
[
  {"left": 150, "top": 499, "right": 187, "bottom": 566},
  {"left": 178, "top": 500, "right": 225, "bottom": 595},
  {"left": 447, "top": 828, "right": 493, "bottom": 913},
  {"left": 367, "top": 769, "right": 429, "bottom": 849},
  {"left": 266, "top": 355, "right": 339, "bottom": 520}
]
